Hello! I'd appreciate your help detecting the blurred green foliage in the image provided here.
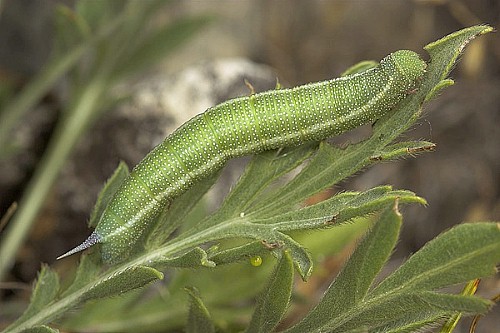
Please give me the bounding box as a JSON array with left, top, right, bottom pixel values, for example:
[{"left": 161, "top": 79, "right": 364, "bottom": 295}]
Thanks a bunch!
[{"left": 0, "top": 0, "right": 210, "bottom": 281}]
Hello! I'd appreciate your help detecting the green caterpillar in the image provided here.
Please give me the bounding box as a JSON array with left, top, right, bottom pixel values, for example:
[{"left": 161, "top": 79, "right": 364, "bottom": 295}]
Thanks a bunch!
[{"left": 58, "top": 50, "right": 426, "bottom": 263}]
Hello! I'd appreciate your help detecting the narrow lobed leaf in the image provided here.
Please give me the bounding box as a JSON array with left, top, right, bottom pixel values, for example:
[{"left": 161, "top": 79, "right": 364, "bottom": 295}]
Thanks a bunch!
[
  {"left": 253, "top": 186, "right": 424, "bottom": 230},
  {"left": 157, "top": 247, "right": 215, "bottom": 268},
  {"left": 324, "top": 291, "right": 492, "bottom": 333},
  {"left": 14, "top": 265, "right": 60, "bottom": 327},
  {"left": 207, "top": 143, "right": 317, "bottom": 226},
  {"left": 84, "top": 265, "right": 163, "bottom": 301},
  {"left": 423, "top": 25, "right": 493, "bottom": 96},
  {"left": 370, "top": 141, "right": 436, "bottom": 161},
  {"left": 209, "top": 241, "right": 271, "bottom": 266},
  {"left": 277, "top": 233, "right": 314, "bottom": 281},
  {"left": 425, "top": 79, "right": 455, "bottom": 102},
  {"left": 185, "top": 287, "right": 215, "bottom": 333},
  {"left": 245, "top": 251, "right": 294, "bottom": 333},
  {"left": 250, "top": 142, "right": 344, "bottom": 216},
  {"left": 346, "top": 291, "right": 492, "bottom": 332},
  {"left": 60, "top": 253, "right": 101, "bottom": 297},
  {"left": 286, "top": 200, "right": 402, "bottom": 333},
  {"left": 372, "top": 316, "right": 442, "bottom": 333},
  {"left": 89, "top": 161, "right": 129, "bottom": 228},
  {"left": 370, "top": 222, "right": 500, "bottom": 296},
  {"left": 438, "top": 279, "right": 480, "bottom": 333}
]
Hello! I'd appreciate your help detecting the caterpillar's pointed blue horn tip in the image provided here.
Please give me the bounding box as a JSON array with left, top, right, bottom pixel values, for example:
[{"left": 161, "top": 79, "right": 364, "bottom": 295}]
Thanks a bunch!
[{"left": 56, "top": 232, "right": 101, "bottom": 260}]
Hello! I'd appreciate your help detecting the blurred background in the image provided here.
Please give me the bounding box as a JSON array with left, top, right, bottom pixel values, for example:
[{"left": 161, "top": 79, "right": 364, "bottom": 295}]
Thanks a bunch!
[{"left": 0, "top": 0, "right": 498, "bottom": 331}]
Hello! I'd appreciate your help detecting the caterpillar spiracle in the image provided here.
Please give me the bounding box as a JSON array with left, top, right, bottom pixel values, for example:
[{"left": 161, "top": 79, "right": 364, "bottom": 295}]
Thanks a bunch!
[{"left": 58, "top": 50, "right": 426, "bottom": 263}]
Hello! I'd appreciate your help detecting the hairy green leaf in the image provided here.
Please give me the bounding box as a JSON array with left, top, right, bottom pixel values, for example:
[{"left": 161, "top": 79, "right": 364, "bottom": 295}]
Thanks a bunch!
[
  {"left": 14, "top": 266, "right": 60, "bottom": 326},
  {"left": 158, "top": 247, "right": 215, "bottom": 268},
  {"left": 439, "top": 279, "right": 480, "bottom": 333},
  {"left": 371, "top": 141, "right": 436, "bottom": 161},
  {"left": 201, "top": 143, "right": 317, "bottom": 229},
  {"left": 286, "top": 201, "right": 402, "bottom": 332},
  {"left": 89, "top": 161, "right": 129, "bottom": 228},
  {"left": 370, "top": 223, "right": 500, "bottom": 297},
  {"left": 276, "top": 233, "right": 313, "bottom": 280},
  {"left": 287, "top": 223, "right": 498, "bottom": 333},
  {"left": 246, "top": 252, "right": 294, "bottom": 333},
  {"left": 209, "top": 241, "right": 271, "bottom": 266},
  {"left": 254, "top": 187, "right": 424, "bottom": 228},
  {"left": 425, "top": 79, "right": 455, "bottom": 102},
  {"left": 330, "top": 292, "right": 491, "bottom": 333},
  {"left": 83, "top": 266, "right": 163, "bottom": 300},
  {"left": 185, "top": 287, "right": 215, "bottom": 333},
  {"left": 60, "top": 254, "right": 101, "bottom": 297}
]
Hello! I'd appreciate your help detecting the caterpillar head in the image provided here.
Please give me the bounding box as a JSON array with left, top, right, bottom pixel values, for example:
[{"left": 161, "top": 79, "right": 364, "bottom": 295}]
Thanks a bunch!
[{"left": 387, "top": 50, "right": 427, "bottom": 92}]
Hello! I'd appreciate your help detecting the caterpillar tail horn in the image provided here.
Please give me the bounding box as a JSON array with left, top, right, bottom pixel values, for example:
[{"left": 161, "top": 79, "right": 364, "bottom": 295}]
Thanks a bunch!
[{"left": 56, "top": 231, "right": 101, "bottom": 260}]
